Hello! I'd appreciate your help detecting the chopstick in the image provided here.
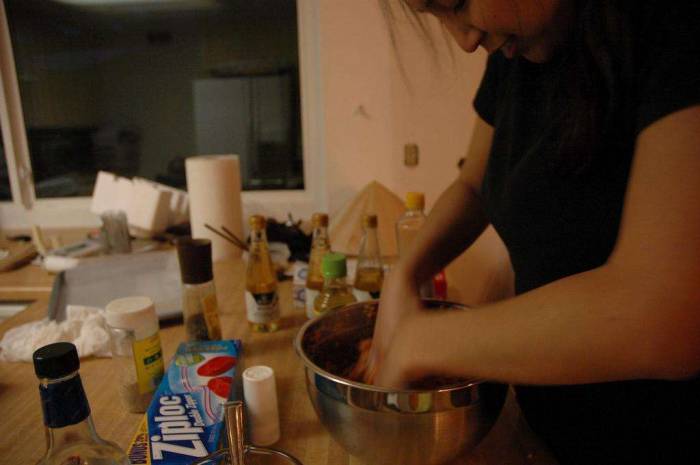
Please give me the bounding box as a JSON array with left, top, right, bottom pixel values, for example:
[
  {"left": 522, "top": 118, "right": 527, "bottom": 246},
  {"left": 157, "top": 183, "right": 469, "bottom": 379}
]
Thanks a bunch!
[
  {"left": 221, "top": 225, "right": 248, "bottom": 251},
  {"left": 204, "top": 223, "right": 249, "bottom": 252}
]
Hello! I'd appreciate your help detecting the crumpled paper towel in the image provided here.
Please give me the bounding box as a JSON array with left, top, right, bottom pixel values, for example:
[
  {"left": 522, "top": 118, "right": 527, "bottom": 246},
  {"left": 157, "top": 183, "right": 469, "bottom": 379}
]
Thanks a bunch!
[{"left": 0, "top": 305, "right": 112, "bottom": 362}]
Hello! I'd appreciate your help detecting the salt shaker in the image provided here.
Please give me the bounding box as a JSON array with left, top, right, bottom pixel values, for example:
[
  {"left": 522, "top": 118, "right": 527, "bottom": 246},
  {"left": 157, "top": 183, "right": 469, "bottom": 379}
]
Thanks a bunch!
[
  {"left": 105, "top": 296, "right": 164, "bottom": 413},
  {"left": 243, "top": 365, "right": 281, "bottom": 446}
]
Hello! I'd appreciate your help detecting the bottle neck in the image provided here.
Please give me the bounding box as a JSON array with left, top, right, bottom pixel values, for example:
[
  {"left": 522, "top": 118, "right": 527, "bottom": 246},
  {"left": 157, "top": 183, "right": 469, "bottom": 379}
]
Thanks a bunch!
[
  {"left": 250, "top": 228, "right": 269, "bottom": 248},
  {"left": 39, "top": 371, "right": 102, "bottom": 449},
  {"left": 358, "top": 227, "right": 381, "bottom": 263},
  {"left": 323, "top": 275, "right": 348, "bottom": 289},
  {"left": 247, "top": 227, "right": 276, "bottom": 291},
  {"left": 249, "top": 228, "right": 273, "bottom": 262},
  {"left": 405, "top": 207, "right": 425, "bottom": 216},
  {"left": 311, "top": 226, "right": 329, "bottom": 247},
  {"left": 45, "top": 415, "right": 103, "bottom": 453}
]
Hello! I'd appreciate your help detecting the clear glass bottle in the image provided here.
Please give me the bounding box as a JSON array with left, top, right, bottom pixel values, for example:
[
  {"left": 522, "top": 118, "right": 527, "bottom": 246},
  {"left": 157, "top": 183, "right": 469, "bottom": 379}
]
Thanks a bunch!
[
  {"left": 246, "top": 215, "right": 281, "bottom": 332},
  {"left": 314, "top": 252, "right": 357, "bottom": 316},
  {"left": 176, "top": 237, "right": 223, "bottom": 341},
  {"left": 33, "top": 342, "right": 129, "bottom": 465},
  {"left": 396, "top": 192, "right": 427, "bottom": 256},
  {"left": 396, "top": 192, "right": 433, "bottom": 298},
  {"left": 354, "top": 214, "right": 384, "bottom": 301},
  {"left": 105, "top": 296, "right": 164, "bottom": 413},
  {"left": 305, "top": 212, "right": 331, "bottom": 318}
]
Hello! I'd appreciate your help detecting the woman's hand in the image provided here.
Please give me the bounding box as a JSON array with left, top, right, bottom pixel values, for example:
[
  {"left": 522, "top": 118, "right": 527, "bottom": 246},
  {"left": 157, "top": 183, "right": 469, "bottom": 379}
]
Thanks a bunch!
[
  {"left": 371, "top": 312, "right": 429, "bottom": 388},
  {"left": 360, "top": 263, "right": 424, "bottom": 384}
]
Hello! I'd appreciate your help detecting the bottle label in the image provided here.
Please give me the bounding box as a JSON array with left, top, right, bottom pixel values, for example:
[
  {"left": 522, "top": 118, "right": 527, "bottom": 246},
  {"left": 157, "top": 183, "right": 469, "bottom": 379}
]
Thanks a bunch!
[
  {"left": 132, "top": 333, "right": 165, "bottom": 395},
  {"left": 201, "top": 293, "right": 222, "bottom": 340},
  {"left": 353, "top": 288, "right": 380, "bottom": 302},
  {"left": 246, "top": 291, "right": 280, "bottom": 324},
  {"left": 305, "top": 288, "right": 319, "bottom": 319},
  {"left": 40, "top": 375, "right": 91, "bottom": 428}
]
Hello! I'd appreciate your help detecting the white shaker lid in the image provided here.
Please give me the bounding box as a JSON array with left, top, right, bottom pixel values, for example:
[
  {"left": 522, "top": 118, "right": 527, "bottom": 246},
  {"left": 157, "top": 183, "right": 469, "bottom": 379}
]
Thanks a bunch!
[
  {"left": 105, "top": 296, "right": 157, "bottom": 332},
  {"left": 243, "top": 365, "right": 280, "bottom": 446}
]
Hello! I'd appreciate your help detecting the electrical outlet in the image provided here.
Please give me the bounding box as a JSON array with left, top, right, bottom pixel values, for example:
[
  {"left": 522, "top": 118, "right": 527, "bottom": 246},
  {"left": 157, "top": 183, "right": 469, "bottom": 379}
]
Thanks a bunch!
[{"left": 404, "top": 144, "right": 419, "bottom": 167}]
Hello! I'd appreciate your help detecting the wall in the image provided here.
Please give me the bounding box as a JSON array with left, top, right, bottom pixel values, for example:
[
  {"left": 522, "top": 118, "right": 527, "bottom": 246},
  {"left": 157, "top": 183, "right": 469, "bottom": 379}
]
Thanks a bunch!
[
  {"left": 318, "top": 2, "right": 512, "bottom": 302},
  {"left": 318, "top": 0, "right": 487, "bottom": 214}
]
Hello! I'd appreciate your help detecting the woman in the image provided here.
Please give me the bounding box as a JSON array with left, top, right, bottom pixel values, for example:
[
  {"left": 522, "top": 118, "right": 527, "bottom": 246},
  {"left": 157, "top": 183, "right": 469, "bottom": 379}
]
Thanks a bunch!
[{"left": 367, "top": 1, "right": 700, "bottom": 464}]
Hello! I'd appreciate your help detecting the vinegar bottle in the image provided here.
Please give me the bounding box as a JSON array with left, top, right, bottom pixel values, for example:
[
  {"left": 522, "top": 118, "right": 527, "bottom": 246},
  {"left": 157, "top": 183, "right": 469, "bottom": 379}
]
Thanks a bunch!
[
  {"left": 305, "top": 213, "right": 331, "bottom": 319},
  {"left": 396, "top": 192, "right": 427, "bottom": 256},
  {"left": 246, "top": 215, "right": 280, "bottom": 332},
  {"left": 396, "top": 192, "right": 434, "bottom": 298},
  {"left": 314, "top": 252, "right": 356, "bottom": 316},
  {"left": 354, "top": 214, "right": 384, "bottom": 301}
]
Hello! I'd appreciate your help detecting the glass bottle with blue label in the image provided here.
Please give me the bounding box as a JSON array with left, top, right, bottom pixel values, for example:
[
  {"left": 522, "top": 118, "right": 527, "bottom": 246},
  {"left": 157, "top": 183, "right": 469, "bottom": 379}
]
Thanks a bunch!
[{"left": 33, "top": 342, "right": 129, "bottom": 465}]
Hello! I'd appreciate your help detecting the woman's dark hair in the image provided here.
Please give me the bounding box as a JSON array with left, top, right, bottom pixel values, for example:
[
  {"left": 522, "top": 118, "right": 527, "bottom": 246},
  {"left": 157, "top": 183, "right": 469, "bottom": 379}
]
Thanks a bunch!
[
  {"left": 548, "top": 0, "right": 635, "bottom": 172},
  {"left": 381, "top": 0, "right": 636, "bottom": 173}
]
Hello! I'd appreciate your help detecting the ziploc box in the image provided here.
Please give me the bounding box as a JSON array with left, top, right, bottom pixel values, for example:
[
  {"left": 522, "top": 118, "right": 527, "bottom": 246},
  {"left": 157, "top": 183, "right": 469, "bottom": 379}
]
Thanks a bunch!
[{"left": 127, "top": 340, "right": 242, "bottom": 465}]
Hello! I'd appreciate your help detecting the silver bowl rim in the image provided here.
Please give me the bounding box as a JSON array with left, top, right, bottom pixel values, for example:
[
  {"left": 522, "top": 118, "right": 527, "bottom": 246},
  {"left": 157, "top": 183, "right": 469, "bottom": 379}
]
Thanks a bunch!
[{"left": 294, "top": 299, "right": 485, "bottom": 394}]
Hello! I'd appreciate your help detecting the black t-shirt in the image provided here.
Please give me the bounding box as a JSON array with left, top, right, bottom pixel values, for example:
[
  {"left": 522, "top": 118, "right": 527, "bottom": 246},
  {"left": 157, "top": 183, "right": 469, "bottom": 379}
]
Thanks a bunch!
[{"left": 473, "top": 2, "right": 700, "bottom": 465}]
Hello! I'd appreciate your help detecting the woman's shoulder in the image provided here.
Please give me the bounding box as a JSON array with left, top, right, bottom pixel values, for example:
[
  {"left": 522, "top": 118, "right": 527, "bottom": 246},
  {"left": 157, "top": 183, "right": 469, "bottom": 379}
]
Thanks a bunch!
[
  {"left": 623, "top": 0, "right": 699, "bottom": 49},
  {"left": 619, "top": 0, "right": 700, "bottom": 133}
]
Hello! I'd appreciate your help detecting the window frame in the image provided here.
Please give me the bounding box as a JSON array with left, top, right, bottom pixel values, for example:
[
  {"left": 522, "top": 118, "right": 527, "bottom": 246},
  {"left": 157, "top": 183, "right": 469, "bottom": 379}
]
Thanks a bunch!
[{"left": 0, "top": 0, "right": 326, "bottom": 229}]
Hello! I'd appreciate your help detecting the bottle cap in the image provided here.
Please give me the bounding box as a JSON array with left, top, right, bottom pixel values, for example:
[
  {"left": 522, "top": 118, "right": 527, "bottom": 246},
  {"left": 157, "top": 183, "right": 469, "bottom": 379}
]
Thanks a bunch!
[
  {"left": 321, "top": 252, "right": 347, "bottom": 278},
  {"left": 105, "top": 296, "right": 158, "bottom": 333},
  {"left": 243, "top": 366, "right": 280, "bottom": 446},
  {"left": 176, "top": 237, "right": 213, "bottom": 284},
  {"left": 33, "top": 342, "right": 80, "bottom": 379},
  {"left": 311, "top": 212, "right": 329, "bottom": 228},
  {"left": 405, "top": 192, "right": 425, "bottom": 211},
  {"left": 249, "top": 215, "right": 266, "bottom": 230},
  {"left": 362, "top": 214, "right": 378, "bottom": 229}
]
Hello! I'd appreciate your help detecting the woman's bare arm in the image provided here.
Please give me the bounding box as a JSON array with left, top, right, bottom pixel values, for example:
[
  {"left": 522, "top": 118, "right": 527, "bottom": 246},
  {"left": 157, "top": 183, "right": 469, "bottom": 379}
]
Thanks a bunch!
[{"left": 376, "top": 105, "right": 700, "bottom": 387}]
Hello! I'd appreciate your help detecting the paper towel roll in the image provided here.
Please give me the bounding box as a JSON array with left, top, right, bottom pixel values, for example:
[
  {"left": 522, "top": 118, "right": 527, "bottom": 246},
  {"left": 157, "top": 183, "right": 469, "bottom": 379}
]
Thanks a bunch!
[{"left": 186, "top": 155, "right": 244, "bottom": 261}]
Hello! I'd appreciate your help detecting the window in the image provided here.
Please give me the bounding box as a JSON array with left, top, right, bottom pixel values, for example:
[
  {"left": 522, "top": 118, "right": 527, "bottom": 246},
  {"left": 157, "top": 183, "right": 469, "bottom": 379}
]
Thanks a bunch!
[
  {"left": 0, "top": 0, "right": 324, "bottom": 228},
  {"left": 5, "top": 0, "right": 302, "bottom": 196}
]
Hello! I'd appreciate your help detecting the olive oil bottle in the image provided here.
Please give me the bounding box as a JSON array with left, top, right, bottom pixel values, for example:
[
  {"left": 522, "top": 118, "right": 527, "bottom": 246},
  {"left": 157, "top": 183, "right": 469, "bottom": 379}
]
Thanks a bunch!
[
  {"left": 305, "top": 213, "right": 331, "bottom": 318},
  {"left": 245, "top": 215, "right": 280, "bottom": 332},
  {"left": 396, "top": 192, "right": 434, "bottom": 298},
  {"left": 354, "top": 214, "right": 384, "bottom": 301},
  {"left": 314, "top": 252, "right": 357, "bottom": 317},
  {"left": 396, "top": 192, "right": 426, "bottom": 256}
]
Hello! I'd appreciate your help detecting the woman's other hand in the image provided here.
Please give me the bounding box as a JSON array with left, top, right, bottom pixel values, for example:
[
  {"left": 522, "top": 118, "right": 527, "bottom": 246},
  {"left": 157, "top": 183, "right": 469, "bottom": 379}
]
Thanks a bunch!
[
  {"left": 371, "top": 311, "right": 428, "bottom": 388},
  {"left": 362, "top": 262, "right": 424, "bottom": 384}
]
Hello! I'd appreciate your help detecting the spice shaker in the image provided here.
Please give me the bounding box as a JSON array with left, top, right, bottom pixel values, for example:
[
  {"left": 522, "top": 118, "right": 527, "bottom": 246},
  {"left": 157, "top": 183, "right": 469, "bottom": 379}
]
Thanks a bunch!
[
  {"left": 105, "top": 296, "right": 164, "bottom": 413},
  {"left": 243, "top": 365, "right": 281, "bottom": 446},
  {"left": 176, "top": 237, "right": 223, "bottom": 341}
]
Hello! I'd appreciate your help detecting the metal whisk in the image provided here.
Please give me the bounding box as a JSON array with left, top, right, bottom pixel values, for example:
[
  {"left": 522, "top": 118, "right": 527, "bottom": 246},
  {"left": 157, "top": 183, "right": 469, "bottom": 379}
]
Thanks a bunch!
[{"left": 190, "top": 401, "right": 303, "bottom": 465}]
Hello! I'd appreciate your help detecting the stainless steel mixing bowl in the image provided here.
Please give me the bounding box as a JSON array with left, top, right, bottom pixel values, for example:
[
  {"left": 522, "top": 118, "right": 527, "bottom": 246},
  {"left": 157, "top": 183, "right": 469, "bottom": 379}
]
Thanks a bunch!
[{"left": 294, "top": 300, "right": 507, "bottom": 465}]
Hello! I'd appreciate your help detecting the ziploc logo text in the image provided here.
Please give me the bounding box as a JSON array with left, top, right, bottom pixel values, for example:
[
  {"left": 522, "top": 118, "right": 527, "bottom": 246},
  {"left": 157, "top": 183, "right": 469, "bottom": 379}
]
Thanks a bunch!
[{"left": 150, "top": 394, "right": 208, "bottom": 460}]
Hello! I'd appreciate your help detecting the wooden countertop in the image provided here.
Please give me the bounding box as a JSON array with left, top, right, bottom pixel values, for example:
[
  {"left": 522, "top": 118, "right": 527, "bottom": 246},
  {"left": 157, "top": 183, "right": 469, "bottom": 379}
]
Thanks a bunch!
[{"left": 0, "top": 258, "right": 558, "bottom": 465}]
